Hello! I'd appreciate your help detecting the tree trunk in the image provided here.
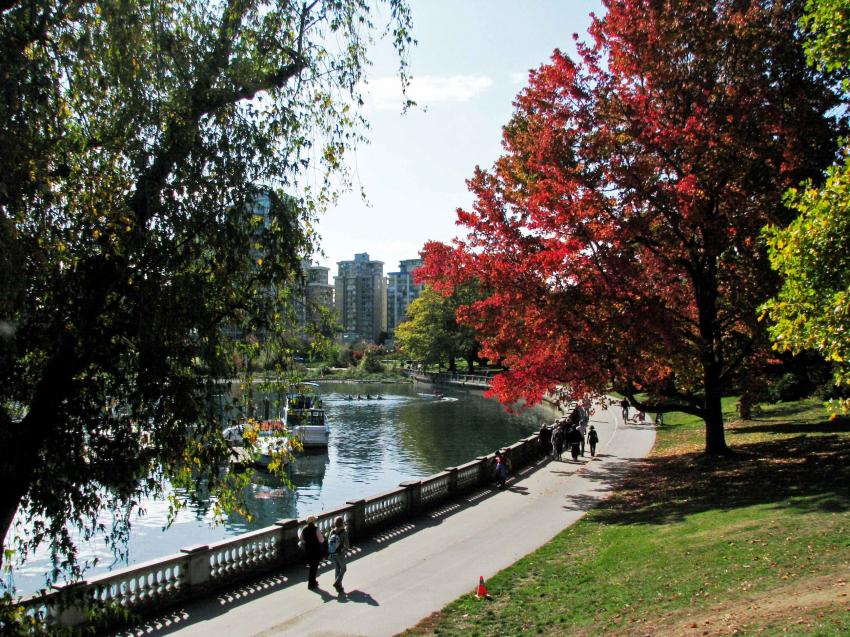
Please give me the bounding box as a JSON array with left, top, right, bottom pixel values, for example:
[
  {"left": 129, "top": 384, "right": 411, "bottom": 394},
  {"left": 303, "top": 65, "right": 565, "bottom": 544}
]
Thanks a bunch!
[
  {"left": 466, "top": 356, "right": 474, "bottom": 373},
  {"left": 0, "top": 411, "right": 37, "bottom": 575},
  {"left": 448, "top": 358, "right": 457, "bottom": 373},
  {"left": 693, "top": 254, "right": 730, "bottom": 456},
  {"left": 703, "top": 390, "right": 729, "bottom": 455}
]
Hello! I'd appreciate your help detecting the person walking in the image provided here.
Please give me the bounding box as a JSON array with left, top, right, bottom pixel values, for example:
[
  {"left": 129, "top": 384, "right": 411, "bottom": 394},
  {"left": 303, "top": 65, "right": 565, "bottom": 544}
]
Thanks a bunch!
[
  {"left": 587, "top": 425, "right": 599, "bottom": 457},
  {"left": 620, "top": 397, "right": 630, "bottom": 421},
  {"left": 552, "top": 424, "right": 565, "bottom": 461},
  {"left": 539, "top": 423, "right": 552, "bottom": 458},
  {"left": 300, "top": 515, "right": 325, "bottom": 589},
  {"left": 575, "top": 413, "right": 587, "bottom": 457},
  {"left": 494, "top": 451, "right": 508, "bottom": 489},
  {"left": 327, "top": 516, "right": 350, "bottom": 594},
  {"left": 567, "top": 425, "right": 582, "bottom": 461}
]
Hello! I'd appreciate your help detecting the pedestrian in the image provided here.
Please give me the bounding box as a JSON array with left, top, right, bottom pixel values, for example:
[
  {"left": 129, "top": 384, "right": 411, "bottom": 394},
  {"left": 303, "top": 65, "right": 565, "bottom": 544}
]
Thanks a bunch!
[
  {"left": 539, "top": 423, "right": 552, "bottom": 458},
  {"left": 620, "top": 397, "right": 630, "bottom": 421},
  {"left": 587, "top": 425, "right": 599, "bottom": 457},
  {"left": 300, "top": 515, "right": 325, "bottom": 589},
  {"left": 552, "top": 425, "right": 565, "bottom": 460},
  {"left": 575, "top": 412, "right": 587, "bottom": 457},
  {"left": 494, "top": 451, "right": 508, "bottom": 489},
  {"left": 567, "top": 425, "right": 582, "bottom": 460},
  {"left": 327, "top": 516, "right": 350, "bottom": 594}
]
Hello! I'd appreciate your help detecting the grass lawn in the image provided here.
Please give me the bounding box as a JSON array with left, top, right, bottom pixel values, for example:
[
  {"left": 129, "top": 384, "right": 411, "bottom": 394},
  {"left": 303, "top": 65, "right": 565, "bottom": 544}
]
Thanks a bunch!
[{"left": 402, "top": 399, "right": 850, "bottom": 636}]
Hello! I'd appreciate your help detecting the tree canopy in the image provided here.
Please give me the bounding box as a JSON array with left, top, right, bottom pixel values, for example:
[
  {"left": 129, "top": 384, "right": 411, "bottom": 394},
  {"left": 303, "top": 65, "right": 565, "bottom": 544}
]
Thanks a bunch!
[
  {"left": 419, "top": 0, "right": 843, "bottom": 454},
  {"left": 0, "top": 0, "right": 412, "bottom": 588},
  {"left": 394, "top": 284, "right": 481, "bottom": 373},
  {"left": 762, "top": 0, "right": 850, "bottom": 412}
]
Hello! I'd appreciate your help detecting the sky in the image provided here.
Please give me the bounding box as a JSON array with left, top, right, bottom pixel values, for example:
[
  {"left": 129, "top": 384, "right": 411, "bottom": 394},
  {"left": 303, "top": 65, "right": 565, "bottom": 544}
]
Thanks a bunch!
[{"left": 313, "top": 0, "right": 603, "bottom": 275}]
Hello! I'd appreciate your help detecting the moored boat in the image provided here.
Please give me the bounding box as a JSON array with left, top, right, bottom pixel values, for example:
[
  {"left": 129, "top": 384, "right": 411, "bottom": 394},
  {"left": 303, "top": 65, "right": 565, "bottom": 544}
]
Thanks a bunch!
[
  {"left": 222, "top": 383, "right": 329, "bottom": 466},
  {"left": 285, "top": 383, "right": 329, "bottom": 449}
]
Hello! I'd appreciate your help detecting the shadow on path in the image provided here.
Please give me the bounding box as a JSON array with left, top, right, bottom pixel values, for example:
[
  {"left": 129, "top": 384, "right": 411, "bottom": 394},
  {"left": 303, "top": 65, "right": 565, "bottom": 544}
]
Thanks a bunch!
[{"left": 336, "top": 589, "right": 379, "bottom": 606}]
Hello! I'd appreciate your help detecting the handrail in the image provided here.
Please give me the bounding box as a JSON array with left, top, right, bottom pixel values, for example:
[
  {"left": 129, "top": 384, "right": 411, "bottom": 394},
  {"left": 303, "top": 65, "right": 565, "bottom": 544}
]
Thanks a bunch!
[{"left": 18, "top": 429, "right": 544, "bottom": 631}]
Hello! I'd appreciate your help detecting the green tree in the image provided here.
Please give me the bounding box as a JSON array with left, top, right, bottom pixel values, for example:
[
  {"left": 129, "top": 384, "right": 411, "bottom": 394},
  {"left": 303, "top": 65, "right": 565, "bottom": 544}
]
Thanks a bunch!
[
  {"left": 395, "top": 285, "right": 481, "bottom": 373},
  {"left": 0, "top": 0, "right": 412, "bottom": 586},
  {"left": 763, "top": 0, "right": 850, "bottom": 412}
]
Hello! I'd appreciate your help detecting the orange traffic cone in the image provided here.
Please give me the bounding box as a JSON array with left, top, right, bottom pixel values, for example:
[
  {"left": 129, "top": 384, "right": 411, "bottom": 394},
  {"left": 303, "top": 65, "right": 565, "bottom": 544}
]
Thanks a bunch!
[{"left": 475, "top": 575, "right": 489, "bottom": 599}]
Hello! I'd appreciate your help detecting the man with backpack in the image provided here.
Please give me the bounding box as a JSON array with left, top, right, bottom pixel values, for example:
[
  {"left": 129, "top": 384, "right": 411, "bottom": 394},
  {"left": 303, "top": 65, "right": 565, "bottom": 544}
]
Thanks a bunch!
[{"left": 327, "top": 516, "right": 350, "bottom": 594}]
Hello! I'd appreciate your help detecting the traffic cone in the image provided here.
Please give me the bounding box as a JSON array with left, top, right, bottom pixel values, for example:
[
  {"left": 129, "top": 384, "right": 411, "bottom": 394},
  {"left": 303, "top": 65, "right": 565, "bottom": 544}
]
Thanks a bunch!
[{"left": 475, "top": 575, "right": 489, "bottom": 599}]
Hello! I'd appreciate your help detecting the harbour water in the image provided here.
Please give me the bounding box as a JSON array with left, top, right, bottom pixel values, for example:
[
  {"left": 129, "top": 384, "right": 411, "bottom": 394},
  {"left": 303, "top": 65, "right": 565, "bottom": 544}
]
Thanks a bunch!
[{"left": 8, "top": 381, "right": 551, "bottom": 595}]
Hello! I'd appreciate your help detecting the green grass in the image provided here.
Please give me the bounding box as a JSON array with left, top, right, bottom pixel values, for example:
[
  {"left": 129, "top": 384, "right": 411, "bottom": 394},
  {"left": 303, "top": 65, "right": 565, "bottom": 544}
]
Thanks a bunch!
[{"left": 403, "top": 399, "right": 850, "bottom": 636}]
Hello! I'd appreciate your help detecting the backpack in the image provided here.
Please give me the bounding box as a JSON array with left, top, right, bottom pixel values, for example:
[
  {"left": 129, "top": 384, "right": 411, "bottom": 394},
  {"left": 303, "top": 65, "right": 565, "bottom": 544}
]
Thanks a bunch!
[{"left": 328, "top": 531, "right": 341, "bottom": 555}]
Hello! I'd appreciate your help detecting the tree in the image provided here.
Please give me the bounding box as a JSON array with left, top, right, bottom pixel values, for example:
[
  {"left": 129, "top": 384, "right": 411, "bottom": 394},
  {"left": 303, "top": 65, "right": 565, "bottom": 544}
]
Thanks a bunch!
[
  {"left": 395, "top": 286, "right": 457, "bottom": 370},
  {"left": 762, "top": 0, "right": 850, "bottom": 412},
  {"left": 394, "top": 285, "right": 481, "bottom": 373},
  {"left": 0, "top": 0, "right": 413, "bottom": 586},
  {"left": 419, "top": 0, "right": 843, "bottom": 454}
]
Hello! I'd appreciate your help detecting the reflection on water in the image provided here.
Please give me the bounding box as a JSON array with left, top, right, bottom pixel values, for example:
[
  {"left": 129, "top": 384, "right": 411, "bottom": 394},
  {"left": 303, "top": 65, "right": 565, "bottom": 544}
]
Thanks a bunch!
[{"left": 9, "top": 381, "right": 548, "bottom": 595}]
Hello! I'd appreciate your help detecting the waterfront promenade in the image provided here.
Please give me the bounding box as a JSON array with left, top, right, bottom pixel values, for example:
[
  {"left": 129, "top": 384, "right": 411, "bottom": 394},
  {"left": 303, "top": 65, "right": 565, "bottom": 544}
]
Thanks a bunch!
[{"left": 117, "top": 403, "right": 655, "bottom": 637}]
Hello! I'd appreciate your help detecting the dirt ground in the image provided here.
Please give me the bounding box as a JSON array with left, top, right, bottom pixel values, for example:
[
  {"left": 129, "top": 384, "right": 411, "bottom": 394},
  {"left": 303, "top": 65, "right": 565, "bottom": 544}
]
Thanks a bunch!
[{"left": 613, "top": 571, "right": 850, "bottom": 636}]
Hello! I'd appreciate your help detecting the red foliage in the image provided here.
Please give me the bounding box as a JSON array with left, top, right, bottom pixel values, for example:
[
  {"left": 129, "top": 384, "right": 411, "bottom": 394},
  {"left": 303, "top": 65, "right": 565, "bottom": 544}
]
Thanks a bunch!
[{"left": 419, "top": 0, "right": 842, "bottom": 451}]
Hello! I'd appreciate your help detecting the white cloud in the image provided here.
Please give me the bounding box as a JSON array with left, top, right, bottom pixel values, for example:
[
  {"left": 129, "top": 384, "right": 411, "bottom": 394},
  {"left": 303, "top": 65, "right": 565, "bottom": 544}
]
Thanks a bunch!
[
  {"left": 510, "top": 71, "right": 530, "bottom": 85},
  {"left": 365, "top": 74, "right": 494, "bottom": 110}
]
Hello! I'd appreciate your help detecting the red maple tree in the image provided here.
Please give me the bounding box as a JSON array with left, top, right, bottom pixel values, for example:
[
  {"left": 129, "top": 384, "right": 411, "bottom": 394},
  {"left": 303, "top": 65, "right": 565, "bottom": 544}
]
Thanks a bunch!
[{"left": 419, "top": 0, "right": 843, "bottom": 454}]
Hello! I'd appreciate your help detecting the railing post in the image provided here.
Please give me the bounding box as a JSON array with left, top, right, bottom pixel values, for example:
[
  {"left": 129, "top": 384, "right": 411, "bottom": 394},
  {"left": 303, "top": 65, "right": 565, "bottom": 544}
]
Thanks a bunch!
[
  {"left": 399, "top": 479, "right": 422, "bottom": 516},
  {"left": 181, "top": 544, "right": 211, "bottom": 594},
  {"left": 274, "top": 518, "right": 300, "bottom": 565},
  {"left": 444, "top": 467, "right": 459, "bottom": 495},
  {"left": 476, "top": 456, "right": 491, "bottom": 486},
  {"left": 50, "top": 581, "right": 88, "bottom": 627},
  {"left": 345, "top": 499, "right": 366, "bottom": 540}
]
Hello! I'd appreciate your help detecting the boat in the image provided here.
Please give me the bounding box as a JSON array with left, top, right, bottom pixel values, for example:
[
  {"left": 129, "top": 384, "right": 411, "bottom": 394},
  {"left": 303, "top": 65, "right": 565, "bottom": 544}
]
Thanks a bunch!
[
  {"left": 223, "top": 418, "right": 292, "bottom": 468},
  {"left": 222, "top": 383, "right": 329, "bottom": 467},
  {"left": 285, "top": 383, "right": 330, "bottom": 449}
]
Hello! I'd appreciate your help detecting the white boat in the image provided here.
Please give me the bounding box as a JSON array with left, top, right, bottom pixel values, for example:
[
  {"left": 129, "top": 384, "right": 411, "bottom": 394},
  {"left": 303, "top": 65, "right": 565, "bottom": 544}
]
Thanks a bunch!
[
  {"left": 285, "top": 383, "right": 330, "bottom": 449},
  {"left": 223, "top": 419, "right": 292, "bottom": 468},
  {"left": 222, "top": 383, "right": 329, "bottom": 466}
]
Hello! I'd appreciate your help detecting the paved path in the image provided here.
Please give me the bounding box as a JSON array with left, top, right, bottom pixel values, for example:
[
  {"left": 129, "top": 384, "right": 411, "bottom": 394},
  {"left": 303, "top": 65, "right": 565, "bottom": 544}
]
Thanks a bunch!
[{"left": 119, "top": 403, "right": 655, "bottom": 637}]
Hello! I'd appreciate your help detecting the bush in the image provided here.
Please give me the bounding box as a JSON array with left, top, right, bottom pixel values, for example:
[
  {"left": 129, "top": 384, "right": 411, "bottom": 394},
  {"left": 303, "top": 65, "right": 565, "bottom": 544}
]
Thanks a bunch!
[{"left": 358, "top": 346, "right": 385, "bottom": 373}]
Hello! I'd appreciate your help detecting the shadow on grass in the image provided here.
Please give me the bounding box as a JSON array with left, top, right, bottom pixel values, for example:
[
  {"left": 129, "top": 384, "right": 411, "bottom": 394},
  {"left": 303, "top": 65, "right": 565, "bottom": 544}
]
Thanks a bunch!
[
  {"left": 587, "top": 420, "right": 850, "bottom": 528},
  {"left": 731, "top": 415, "right": 850, "bottom": 436},
  {"left": 752, "top": 402, "right": 828, "bottom": 420}
]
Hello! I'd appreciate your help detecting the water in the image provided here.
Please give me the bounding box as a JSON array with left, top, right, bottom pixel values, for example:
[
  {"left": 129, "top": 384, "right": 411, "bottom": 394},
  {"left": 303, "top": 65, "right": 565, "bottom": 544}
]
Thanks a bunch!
[{"left": 8, "top": 381, "right": 550, "bottom": 595}]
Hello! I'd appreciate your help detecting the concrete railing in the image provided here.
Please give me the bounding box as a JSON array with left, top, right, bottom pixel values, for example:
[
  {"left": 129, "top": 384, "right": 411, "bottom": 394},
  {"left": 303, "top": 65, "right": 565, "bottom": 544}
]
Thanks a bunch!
[
  {"left": 19, "top": 432, "right": 543, "bottom": 632},
  {"left": 409, "top": 371, "right": 493, "bottom": 388}
]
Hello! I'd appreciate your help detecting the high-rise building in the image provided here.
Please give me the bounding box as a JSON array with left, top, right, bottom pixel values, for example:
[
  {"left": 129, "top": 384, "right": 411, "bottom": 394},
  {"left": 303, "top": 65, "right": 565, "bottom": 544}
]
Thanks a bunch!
[
  {"left": 301, "top": 262, "right": 334, "bottom": 331},
  {"left": 334, "top": 253, "right": 387, "bottom": 343},
  {"left": 386, "top": 258, "right": 424, "bottom": 346}
]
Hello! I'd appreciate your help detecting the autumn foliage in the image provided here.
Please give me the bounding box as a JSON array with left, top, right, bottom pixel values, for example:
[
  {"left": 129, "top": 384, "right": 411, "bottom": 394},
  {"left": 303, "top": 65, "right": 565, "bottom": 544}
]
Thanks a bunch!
[{"left": 419, "top": 0, "right": 843, "bottom": 453}]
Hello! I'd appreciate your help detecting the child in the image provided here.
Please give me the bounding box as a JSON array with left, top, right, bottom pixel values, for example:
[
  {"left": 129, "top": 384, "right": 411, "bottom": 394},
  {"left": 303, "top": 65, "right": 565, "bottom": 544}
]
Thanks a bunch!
[
  {"left": 587, "top": 425, "right": 599, "bottom": 457},
  {"left": 494, "top": 452, "right": 508, "bottom": 489}
]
